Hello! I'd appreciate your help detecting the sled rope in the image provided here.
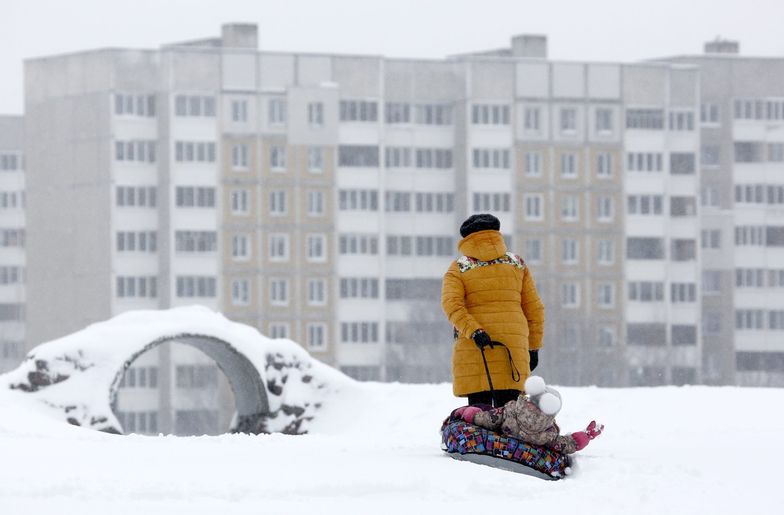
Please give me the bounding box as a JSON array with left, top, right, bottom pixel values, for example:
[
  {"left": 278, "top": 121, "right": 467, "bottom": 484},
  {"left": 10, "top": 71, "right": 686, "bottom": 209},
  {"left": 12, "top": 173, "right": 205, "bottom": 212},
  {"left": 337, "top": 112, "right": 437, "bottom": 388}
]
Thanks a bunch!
[{"left": 480, "top": 341, "right": 521, "bottom": 407}]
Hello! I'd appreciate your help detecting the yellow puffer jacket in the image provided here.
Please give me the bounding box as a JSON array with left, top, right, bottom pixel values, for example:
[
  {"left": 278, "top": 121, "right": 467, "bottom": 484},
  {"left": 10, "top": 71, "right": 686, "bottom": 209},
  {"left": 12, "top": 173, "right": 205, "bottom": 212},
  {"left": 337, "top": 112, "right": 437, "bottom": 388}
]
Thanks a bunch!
[{"left": 441, "top": 230, "right": 545, "bottom": 397}]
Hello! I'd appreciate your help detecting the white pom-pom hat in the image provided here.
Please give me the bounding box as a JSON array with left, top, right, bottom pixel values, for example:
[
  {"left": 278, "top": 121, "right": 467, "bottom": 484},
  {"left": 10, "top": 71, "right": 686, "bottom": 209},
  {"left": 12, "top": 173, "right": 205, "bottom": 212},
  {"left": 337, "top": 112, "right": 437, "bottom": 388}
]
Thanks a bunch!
[{"left": 524, "top": 375, "right": 562, "bottom": 416}]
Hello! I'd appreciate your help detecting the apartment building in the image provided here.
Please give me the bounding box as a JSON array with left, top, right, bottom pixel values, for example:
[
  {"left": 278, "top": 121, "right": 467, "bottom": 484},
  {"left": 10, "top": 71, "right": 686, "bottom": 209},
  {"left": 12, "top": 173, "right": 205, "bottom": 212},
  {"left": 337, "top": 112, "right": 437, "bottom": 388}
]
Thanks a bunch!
[
  {"left": 20, "top": 24, "right": 708, "bottom": 395},
  {"left": 663, "top": 41, "right": 784, "bottom": 387},
  {"left": 0, "top": 116, "right": 25, "bottom": 374}
]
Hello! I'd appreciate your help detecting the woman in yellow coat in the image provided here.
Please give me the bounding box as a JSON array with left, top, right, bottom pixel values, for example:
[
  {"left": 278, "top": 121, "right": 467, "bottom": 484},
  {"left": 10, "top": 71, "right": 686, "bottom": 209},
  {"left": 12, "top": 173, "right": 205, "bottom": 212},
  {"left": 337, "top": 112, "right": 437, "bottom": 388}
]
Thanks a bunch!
[{"left": 441, "top": 214, "right": 545, "bottom": 406}]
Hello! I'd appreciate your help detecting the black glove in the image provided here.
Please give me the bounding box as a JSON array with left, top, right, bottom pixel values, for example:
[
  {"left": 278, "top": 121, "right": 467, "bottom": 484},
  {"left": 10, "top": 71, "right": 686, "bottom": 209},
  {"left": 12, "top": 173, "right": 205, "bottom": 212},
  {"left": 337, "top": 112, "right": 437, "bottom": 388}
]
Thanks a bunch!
[
  {"left": 472, "top": 330, "right": 493, "bottom": 350},
  {"left": 529, "top": 350, "right": 539, "bottom": 371}
]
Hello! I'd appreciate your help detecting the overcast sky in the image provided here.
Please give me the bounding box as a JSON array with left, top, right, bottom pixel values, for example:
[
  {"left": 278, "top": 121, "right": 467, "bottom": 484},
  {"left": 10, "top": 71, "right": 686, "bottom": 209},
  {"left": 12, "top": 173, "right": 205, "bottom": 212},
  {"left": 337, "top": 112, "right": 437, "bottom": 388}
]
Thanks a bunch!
[{"left": 2, "top": 0, "right": 783, "bottom": 114}]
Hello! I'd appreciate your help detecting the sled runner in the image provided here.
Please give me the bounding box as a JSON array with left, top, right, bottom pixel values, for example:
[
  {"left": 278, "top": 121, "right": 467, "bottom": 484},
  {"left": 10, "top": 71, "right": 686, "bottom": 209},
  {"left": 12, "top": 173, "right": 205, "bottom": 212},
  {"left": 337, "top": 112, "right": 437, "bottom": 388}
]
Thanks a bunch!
[{"left": 440, "top": 420, "right": 570, "bottom": 480}]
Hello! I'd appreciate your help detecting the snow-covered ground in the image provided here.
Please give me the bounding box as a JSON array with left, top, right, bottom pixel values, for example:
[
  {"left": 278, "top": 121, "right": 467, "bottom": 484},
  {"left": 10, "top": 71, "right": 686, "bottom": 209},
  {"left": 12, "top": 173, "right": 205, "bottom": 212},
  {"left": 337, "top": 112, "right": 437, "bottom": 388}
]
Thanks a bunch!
[{"left": 1, "top": 379, "right": 782, "bottom": 514}]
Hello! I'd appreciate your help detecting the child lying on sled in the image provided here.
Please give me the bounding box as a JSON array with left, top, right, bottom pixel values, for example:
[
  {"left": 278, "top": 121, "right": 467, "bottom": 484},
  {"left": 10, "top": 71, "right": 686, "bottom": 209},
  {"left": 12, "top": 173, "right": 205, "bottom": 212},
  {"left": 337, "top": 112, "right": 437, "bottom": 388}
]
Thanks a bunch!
[{"left": 452, "top": 376, "right": 603, "bottom": 455}]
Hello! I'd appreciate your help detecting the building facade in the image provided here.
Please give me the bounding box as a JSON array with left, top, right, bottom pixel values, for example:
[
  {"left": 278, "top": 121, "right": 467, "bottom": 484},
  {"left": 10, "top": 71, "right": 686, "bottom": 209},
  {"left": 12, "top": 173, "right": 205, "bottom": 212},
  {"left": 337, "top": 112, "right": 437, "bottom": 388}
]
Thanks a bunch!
[
  {"left": 0, "top": 116, "right": 25, "bottom": 374},
  {"left": 13, "top": 23, "right": 784, "bottom": 408}
]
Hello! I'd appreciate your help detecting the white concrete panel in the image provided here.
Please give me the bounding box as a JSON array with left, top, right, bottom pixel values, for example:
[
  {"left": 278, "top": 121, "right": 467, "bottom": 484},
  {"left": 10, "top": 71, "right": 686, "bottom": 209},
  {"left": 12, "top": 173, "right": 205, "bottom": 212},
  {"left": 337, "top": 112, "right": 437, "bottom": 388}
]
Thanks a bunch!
[
  {"left": 336, "top": 255, "right": 381, "bottom": 276},
  {"left": 338, "top": 125, "right": 380, "bottom": 144},
  {"left": 624, "top": 132, "right": 667, "bottom": 150},
  {"left": 667, "top": 132, "right": 699, "bottom": 152},
  {"left": 336, "top": 169, "right": 381, "bottom": 188},
  {"left": 171, "top": 166, "right": 219, "bottom": 186},
  {"left": 734, "top": 248, "right": 767, "bottom": 267},
  {"left": 298, "top": 56, "right": 332, "bottom": 85},
  {"left": 669, "top": 305, "right": 699, "bottom": 324},
  {"left": 385, "top": 257, "right": 453, "bottom": 278},
  {"left": 112, "top": 210, "right": 159, "bottom": 230},
  {"left": 170, "top": 118, "right": 218, "bottom": 140},
  {"left": 734, "top": 332, "right": 780, "bottom": 353},
  {"left": 385, "top": 215, "right": 454, "bottom": 235},
  {"left": 467, "top": 170, "right": 513, "bottom": 191},
  {"left": 624, "top": 174, "right": 666, "bottom": 194},
  {"left": 469, "top": 128, "right": 514, "bottom": 147},
  {"left": 171, "top": 208, "right": 219, "bottom": 230},
  {"left": 552, "top": 63, "right": 585, "bottom": 98},
  {"left": 384, "top": 127, "right": 454, "bottom": 147},
  {"left": 113, "top": 120, "right": 159, "bottom": 139},
  {"left": 625, "top": 261, "right": 667, "bottom": 280},
  {"left": 113, "top": 166, "right": 158, "bottom": 185},
  {"left": 259, "top": 54, "right": 295, "bottom": 92},
  {"left": 625, "top": 303, "right": 669, "bottom": 323},
  {"left": 113, "top": 254, "right": 159, "bottom": 275},
  {"left": 587, "top": 64, "right": 620, "bottom": 99},
  {"left": 732, "top": 122, "right": 767, "bottom": 141},
  {"left": 516, "top": 62, "right": 549, "bottom": 98},
  {"left": 222, "top": 53, "right": 257, "bottom": 91},
  {"left": 336, "top": 299, "right": 384, "bottom": 320},
  {"left": 383, "top": 170, "right": 455, "bottom": 192},
  {"left": 336, "top": 213, "right": 382, "bottom": 234}
]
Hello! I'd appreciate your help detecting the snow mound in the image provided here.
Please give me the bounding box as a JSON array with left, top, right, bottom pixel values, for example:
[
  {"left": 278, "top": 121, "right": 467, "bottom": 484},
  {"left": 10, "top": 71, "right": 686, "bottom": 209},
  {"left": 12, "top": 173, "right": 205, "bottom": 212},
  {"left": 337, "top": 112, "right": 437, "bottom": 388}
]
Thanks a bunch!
[{"left": 0, "top": 306, "right": 352, "bottom": 434}]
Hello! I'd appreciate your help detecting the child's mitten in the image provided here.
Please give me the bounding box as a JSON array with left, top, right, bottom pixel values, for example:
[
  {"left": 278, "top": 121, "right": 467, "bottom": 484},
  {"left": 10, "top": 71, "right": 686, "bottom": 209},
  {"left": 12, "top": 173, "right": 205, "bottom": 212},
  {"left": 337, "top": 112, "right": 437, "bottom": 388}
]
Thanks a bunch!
[{"left": 571, "top": 421, "right": 604, "bottom": 451}]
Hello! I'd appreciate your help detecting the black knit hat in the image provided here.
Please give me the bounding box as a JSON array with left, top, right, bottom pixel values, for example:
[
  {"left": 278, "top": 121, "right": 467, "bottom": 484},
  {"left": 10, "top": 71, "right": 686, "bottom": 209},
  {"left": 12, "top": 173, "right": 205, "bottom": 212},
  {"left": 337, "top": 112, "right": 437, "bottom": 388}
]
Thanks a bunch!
[{"left": 459, "top": 213, "right": 501, "bottom": 238}]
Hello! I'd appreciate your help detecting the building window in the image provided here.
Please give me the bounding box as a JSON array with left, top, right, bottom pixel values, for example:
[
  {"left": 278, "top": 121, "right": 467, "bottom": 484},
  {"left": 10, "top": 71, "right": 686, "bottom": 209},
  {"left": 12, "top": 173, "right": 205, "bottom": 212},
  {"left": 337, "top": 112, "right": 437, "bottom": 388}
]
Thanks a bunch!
[
  {"left": 701, "top": 186, "right": 720, "bottom": 207},
  {"left": 735, "top": 309, "right": 765, "bottom": 330},
  {"left": 269, "top": 190, "right": 287, "bottom": 216},
  {"left": 626, "top": 152, "right": 663, "bottom": 172},
  {"left": 231, "top": 189, "right": 250, "bottom": 215},
  {"left": 231, "top": 279, "right": 250, "bottom": 306},
  {"left": 597, "top": 153, "right": 613, "bottom": 178},
  {"left": 524, "top": 194, "right": 543, "bottom": 221},
  {"left": 269, "top": 234, "right": 290, "bottom": 262},
  {"left": 524, "top": 107, "right": 541, "bottom": 131},
  {"left": 308, "top": 191, "right": 325, "bottom": 217},
  {"left": 524, "top": 239, "right": 542, "bottom": 264},
  {"left": 385, "top": 102, "right": 411, "bottom": 124},
  {"left": 339, "top": 234, "right": 379, "bottom": 255},
  {"left": 114, "top": 93, "right": 156, "bottom": 117},
  {"left": 269, "top": 279, "right": 289, "bottom": 306},
  {"left": 668, "top": 110, "right": 695, "bottom": 131},
  {"left": 307, "top": 279, "right": 327, "bottom": 306},
  {"left": 339, "top": 100, "right": 378, "bottom": 122},
  {"left": 671, "top": 283, "right": 697, "bottom": 303},
  {"left": 385, "top": 147, "right": 412, "bottom": 168},
  {"left": 598, "top": 283, "right": 614, "bottom": 308},
  {"left": 561, "top": 239, "right": 578, "bottom": 264},
  {"left": 0, "top": 266, "right": 25, "bottom": 285},
  {"left": 473, "top": 192, "right": 511, "bottom": 212},
  {"left": 306, "top": 234, "right": 327, "bottom": 262},
  {"left": 560, "top": 195, "right": 579, "bottom": 221},
  {"left": 174, "top": 95, "right": 215, "bottom": 117},
  {"left": 734, "top": 142, "right": 765, "bottom": 163},
  {"left": 627, "top": 281, "right": 664, "bottom": 302},
  {"left": 473, "top": 148, "right": 511, "bottom": 170},
  {"left": 339, "top": 189, "right": 378, "bottom": 211},
  {"left": 597, "top": 239, "right": 614, "bottom": 265},
  {"left": 598, "top": 326, "right": 616, "bottom": 346},
  {"left": 560, "top": 107, "right": 577, "bottom": 132},
  {"left": 525, "top": 152, "right": 542, "bottom": 177},
  {"left": 671, "top": 239, "right": 696, "bottom": 261},
  {"left": 174, "top": 141, "right": 216, "bottom": 163},
  {"left": 702, "top": 270, "right": 722, "bottom": 294},
  {"left": 701, "top": 229, "right": 722, "bottom": 249},
  {"left": 736, "top": 268, "right": 766, "bottom": 288},
  {"left": 115, "top": 140, "right": 157, "bottom": 164},
  {"left": 308, "top": 102, "right": 324, "bottom": 127},
  {"left": 0, "top": 153, "right": 22, "bottom": 171},
  {"left": 269, "top": 323, "right": 289, "bottom": 339},
  {"left": 232, "top": 234, "right": 251, "bottom": 261},
  {"left": 176, "top": 186, "right": 216, "bottom": 208},
  {"left": 175, "top": 276, "right": 217, "bottom": 298},
  {"left": 627, "top": 195, "right": 664, "bottom": 215},
  {"left": 595, "top": 108, "right": 613, "bottom": 133},
  {"left": 338, "top": 145, "right": 380, "bottom": 167},
  {"left": 307, "top": 323, "right": 328, "bottom": 351},
  {"left": 175, "top": 231, "right": 217, "bottom": 253},
  {"left": 700, "top": 103, "right": 720, "bottom": 125},
  {"left": 626, "top": 237, "right": 665, "bottom": 260},
  {"left": 597, "top": 196, "right": 614, "bottom": 222},
  {"left": 231, "top": 144, "right": 248, "bottom": 170},
  {"left": 416, "top": 148, "right": 453, "bottom": 169},
  {"left": 670, "top": 153, "right": 696, "bottom": 175},
  {"left": 116, "top": 231, "right": 157, "bottom": 253},
  {"left": 116, "top": 276, "right": 158, "bottom": 299},
  {"left": 231, "top": 100, "right": 248, "bottom": 122},
  {"left": 626, "top": 109, "right": 664, "bottom": 130},
  {"left": 701, "top": 145, "right": 720, "bottom": 167},
  {"left": 734, "top": 226, "right": 766, "bottom": 247},
  {"left": 308, "top": 147, "right": 324, "bottom": 172},
  {"left": 268, "top": 98, "right": 287, "bottom": 125},
  {"left": 115, "top": 186, "right": 157, "bottom": 208},
  {"left": 340, "top": 322, "right": 379, "bottom": 343},
  {"left": 768, "top": 144, "right": 784, "bottom": 162},
  {"left": 270, "top": 145, "right": 287, "bottom": 170},
  {"left": 561, "top": 283, "right": 579, "bottom": 308},
  {"left": 472, "top": 104, "right": 511, "bottom": 125},
  {"left": 385, "top": 191, "right": 411, "bottom": 212},
  {"left": 414, "top": 104, "right": 452, "bottom": 125},
  {"left": 414, "top": 192, "right": 454, "bottom": 213},
  {"left": 560, "top": 153, "right": 577, "bottom": 178},
  {"left": 339, "top": 278, "right": 379, "bottom": 299}
]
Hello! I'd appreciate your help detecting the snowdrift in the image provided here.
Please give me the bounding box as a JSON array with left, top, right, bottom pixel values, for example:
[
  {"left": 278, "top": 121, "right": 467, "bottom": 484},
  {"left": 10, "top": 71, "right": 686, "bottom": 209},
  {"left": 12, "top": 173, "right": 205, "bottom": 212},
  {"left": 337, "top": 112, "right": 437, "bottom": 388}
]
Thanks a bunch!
[{"left": 0, "top": 306, "right": 351, "bottom": 434}]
